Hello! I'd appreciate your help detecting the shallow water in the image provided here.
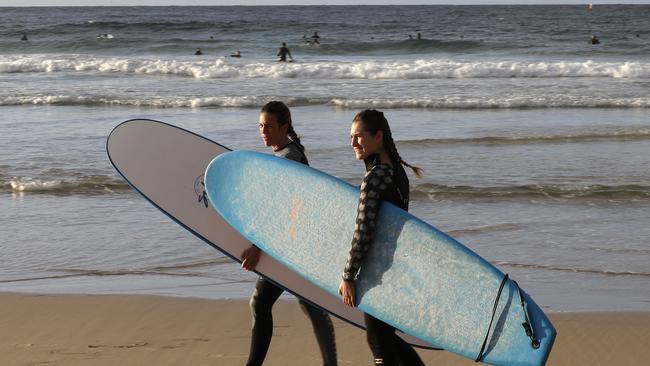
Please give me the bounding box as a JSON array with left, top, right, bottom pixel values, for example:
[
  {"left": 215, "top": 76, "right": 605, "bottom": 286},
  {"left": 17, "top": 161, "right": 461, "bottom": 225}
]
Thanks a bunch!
[{"left": 1, "top": 5, "right": 649, "bottom": 312}]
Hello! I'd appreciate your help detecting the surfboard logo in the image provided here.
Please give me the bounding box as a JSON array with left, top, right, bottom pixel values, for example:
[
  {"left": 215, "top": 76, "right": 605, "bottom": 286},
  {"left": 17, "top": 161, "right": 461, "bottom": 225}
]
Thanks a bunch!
[{"left": 194, "top": 175, "right": 209, "bottom": 208}]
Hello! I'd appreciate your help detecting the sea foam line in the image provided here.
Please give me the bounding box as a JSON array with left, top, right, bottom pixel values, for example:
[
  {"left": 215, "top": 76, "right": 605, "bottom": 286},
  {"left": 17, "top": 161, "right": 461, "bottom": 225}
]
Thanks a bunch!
[
  {"left": 2, "top": 55, "right": 650, "bottom": 79},
  {"left": 3, "top": 95, "right": 650, "bottom": 109}
]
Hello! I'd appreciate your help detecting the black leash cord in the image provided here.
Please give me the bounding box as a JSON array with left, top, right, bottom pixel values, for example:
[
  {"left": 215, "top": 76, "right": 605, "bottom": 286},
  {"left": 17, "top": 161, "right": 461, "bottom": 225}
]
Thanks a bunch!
[{"left": 475, "top": 273, "right": 509, "bottom": 362}]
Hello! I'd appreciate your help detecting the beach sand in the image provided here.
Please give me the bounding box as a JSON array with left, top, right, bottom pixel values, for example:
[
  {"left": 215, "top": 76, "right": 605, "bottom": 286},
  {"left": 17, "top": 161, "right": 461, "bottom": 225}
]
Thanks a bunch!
[{"left": 1, "top": 293, "right": 648, "bottom": 365}]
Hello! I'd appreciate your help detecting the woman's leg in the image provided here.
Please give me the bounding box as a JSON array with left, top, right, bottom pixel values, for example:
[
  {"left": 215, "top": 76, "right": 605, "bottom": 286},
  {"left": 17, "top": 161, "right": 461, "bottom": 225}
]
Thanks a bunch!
[
  {"left": 364, "top": 313, "right": 425, "bottom": 366},
  {"left": 246, "top": 278, "right": 284, "bottom": 366},
  {"left": 364, "top": 313, "right": 399, "bottom": 366},
  {"left": 298, "top": 299, "right": 338, "bottom": 366},
  {"left": 393, "top": 334, "right": 425, "bottom": 366}
]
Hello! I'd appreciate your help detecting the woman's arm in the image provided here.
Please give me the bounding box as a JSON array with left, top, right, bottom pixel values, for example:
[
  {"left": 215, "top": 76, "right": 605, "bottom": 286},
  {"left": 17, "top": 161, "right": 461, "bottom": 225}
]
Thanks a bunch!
[{"left": 342, "top": 164, "right": 393, "bottom": 282}]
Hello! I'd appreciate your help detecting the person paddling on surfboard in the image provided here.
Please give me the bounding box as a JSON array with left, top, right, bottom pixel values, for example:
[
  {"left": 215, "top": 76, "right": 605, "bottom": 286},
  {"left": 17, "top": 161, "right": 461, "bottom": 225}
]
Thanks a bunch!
[
  {"left": 338, "top": 110, "right": 424, "bottom": 366},
  {"left": 239, "top": 101, "right": 337, "bottom": 366}
]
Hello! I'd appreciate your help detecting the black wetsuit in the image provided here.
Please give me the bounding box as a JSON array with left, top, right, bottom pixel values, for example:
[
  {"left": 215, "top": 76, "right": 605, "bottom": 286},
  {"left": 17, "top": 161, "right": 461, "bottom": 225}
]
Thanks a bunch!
[
  {"left": 247, "top": 141, "right": 337, "bottom": 366},
  {"left": 277, "top": 46, "right": 292, "bottom": 62},
  {"left": 343, "top": 154, "right": 424, "bottom": 366}
]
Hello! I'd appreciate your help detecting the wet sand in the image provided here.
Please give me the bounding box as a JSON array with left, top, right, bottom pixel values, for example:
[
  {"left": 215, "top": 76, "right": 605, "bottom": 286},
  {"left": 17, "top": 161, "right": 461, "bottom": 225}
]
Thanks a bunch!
[{"left": 1, "top": 293, "right": 648, "bottom": 365}]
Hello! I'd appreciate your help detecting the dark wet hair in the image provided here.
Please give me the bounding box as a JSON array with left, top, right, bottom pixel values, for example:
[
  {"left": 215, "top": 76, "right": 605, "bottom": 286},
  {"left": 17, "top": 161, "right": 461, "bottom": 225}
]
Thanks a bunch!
[
  {"left": 260, "top": 101, "right": 304, "bottom": 151},
  {"left": 353, "top": 109, "right": 423, "bottom": 178}
]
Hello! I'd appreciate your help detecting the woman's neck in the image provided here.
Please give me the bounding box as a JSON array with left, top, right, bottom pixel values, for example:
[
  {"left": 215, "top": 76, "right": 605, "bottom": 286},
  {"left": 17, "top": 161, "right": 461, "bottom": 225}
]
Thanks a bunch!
[
  {"left": 378, "top": 151, "right": 392, "bottom": 166},
  {"left": 271, "top": 136, "right": 291, "bottom": 152},
  {"left": 364, "top": 152, "right": 393, "bottom": 171}
]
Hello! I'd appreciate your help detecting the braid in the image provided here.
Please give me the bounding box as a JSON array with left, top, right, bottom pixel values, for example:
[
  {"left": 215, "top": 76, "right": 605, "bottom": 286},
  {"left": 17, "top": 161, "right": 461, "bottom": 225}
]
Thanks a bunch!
[
  {"left": 286, "top": 124, "right": 305, "bottom": 152},
  {"left": 383, "top": 131, "right": 423, "bottom": 178}
]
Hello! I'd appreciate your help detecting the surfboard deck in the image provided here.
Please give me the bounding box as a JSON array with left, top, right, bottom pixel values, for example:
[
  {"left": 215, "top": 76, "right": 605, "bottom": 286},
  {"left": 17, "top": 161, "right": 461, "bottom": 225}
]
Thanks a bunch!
[
  {"left": 205, "top": 150, "right": 556, "bottom": 366},
  {"left": 106, "top": 119, "right": 435, "bottom": 349}
]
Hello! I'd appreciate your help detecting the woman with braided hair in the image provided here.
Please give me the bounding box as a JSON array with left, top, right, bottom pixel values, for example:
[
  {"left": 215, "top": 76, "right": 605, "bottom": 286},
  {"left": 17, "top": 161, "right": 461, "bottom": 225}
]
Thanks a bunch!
[
  {"left": 338, "top": 109, "right": 424, "bottom": 366},
  {"left": 239, "top": 101, "right": 337, "bottom": 366}
]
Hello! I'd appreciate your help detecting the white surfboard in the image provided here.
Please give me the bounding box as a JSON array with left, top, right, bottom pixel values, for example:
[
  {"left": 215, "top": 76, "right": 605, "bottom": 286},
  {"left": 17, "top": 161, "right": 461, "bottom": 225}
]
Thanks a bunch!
[{"left": 106, "top": 118, "right": 437, "bottom": 349}]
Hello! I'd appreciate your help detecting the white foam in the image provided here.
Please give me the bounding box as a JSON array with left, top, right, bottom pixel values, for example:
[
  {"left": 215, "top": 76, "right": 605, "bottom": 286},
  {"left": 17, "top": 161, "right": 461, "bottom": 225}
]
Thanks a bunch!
[
  {"left": 9, "top": 178, "right": 63, "bottom": 192},
  {"left": 329, "top": 96, "right": 650, "bottom": 109},
  {"left": 2, "top": 55, "right": 650, "bottom": 79},
  {"left": 0, "top": 95, "right": 327, "bottom": 108},
  {"left": 2, "top": 94, "right": 649, "bottom": 109}
]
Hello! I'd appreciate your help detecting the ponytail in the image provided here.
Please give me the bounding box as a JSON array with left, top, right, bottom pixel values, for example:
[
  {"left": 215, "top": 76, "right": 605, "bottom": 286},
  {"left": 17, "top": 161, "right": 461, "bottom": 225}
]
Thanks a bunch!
[
  {"left": 286, "top": 124, "right": 305, "bottom": 152},
  {"left": 382, "top": 130, "right": 423, "bottom": 178}
]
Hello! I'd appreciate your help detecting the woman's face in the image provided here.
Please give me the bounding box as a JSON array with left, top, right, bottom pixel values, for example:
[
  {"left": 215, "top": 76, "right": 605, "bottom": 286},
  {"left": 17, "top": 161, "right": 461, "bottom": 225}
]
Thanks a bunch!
[
  {"left": 259, "top": 112, "right": 288, "bottom": 147},
  {"left": 350, "top": 121, "right": 383, "bottom": 160}
]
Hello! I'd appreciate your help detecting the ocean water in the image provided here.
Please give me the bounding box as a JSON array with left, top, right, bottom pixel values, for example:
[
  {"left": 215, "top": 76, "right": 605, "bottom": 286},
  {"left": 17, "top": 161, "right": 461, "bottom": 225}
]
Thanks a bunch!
[{"left": 1, "top": 5, "right": 649, "bottom": 312}]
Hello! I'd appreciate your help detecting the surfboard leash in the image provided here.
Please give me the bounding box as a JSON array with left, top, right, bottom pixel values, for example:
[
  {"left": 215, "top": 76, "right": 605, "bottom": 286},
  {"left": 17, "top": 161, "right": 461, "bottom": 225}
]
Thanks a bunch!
[
  {"left": 513, "top": 280, "right": 541, "bottom": 350},
  {"left": 475, "top": 273, "right": 509, "bottom": 362},
  {"left": 475, "top": 274, "right": 541, "bottom": 363}
]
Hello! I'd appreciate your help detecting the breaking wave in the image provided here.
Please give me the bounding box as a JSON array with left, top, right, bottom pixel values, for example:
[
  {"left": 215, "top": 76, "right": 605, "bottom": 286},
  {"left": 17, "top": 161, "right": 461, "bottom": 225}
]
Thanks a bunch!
[
  {"left": 3, "top": 175, "right": 131, "bottom": 195},
  {"left": 2, "top": 56, "right": 649, "bottom": 79},
  {"left": 3, "top": 95, "right": 650, "bottom": 110}
]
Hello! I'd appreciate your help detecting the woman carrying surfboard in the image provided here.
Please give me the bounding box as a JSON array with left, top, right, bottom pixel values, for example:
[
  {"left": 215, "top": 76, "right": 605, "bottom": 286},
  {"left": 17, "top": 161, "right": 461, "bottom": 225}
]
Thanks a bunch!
[
  {"left": 338, "top": 109, "right": 424, "bottom": 366},
  {"left": 240, "top": 101, "right": 337, "bottom": 366}
]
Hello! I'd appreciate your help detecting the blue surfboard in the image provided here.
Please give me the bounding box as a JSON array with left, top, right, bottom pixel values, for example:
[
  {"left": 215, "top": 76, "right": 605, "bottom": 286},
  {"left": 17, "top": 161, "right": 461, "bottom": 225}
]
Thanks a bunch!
[{"left": 205, "top": 150, "right": 556, "bottom": 366}]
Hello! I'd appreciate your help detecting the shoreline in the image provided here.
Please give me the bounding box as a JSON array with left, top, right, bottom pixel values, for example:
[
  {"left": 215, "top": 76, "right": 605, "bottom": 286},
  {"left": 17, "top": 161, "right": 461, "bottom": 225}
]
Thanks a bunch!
[{"left": 1, "top": 292, "right": 649, "bottom": 365}]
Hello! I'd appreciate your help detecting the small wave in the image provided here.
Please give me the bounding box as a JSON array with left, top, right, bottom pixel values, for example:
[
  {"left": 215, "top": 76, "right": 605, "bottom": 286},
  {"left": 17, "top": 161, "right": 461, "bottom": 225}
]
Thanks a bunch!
[
  {"left": 58, "top": 268, "right": 204, "bottom": 277},
  {"left": 397, "top": 130, "right": 650, "bottom": 146},
  {"left": 447, "top": 223, "right": 521, "bottom": 236},
  {"left": 0, "top": 269, "right": 203, "bottom": 284},
  {"left": 146, "top": 258, "right": 234, "bottom": 271},
  {"left": 330, "top": 96, "right": 650, "bottom": 109},
  {"left": 3, "top": 95, "right": 650, "bottom": 110},
  {"left": 410, "top": 183, "right": 650, "bottom": 201},
  {"left": 0, "top": 95, "right": 329, "bottom": 108},
  {"left": 496, "top": 261, "right": 650, "bottom": 278},
  {"left": 3, "top": 175, "right": 131, "bottom": 195},
  {"left": 2, "top": 56, "right": 650, "bottom": 79}
]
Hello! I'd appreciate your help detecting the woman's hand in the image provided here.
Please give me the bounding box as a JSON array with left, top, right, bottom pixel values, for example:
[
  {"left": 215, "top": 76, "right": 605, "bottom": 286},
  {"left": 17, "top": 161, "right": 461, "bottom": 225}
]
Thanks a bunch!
[
  {"left": 338, "top": 279, "right": 356, "bottom": 307},
  {"left": 240, "top": 246, "right": 261, "bottom": 271}
]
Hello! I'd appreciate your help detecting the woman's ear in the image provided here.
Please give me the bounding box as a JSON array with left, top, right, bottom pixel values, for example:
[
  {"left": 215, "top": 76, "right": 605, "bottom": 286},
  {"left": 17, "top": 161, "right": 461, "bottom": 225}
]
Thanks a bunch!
[
  {"left": 375, "top": 130, "right": 384, "bottom": 144},
  {"left": 280, "top": 122, "right": 290, "bottom": 135}
]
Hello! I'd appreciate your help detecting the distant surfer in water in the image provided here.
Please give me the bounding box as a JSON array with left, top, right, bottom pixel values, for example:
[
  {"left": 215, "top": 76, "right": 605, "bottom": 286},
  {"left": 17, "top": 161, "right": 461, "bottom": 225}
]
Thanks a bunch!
[
  {"left": 339, "top": 110, "right": 424, "bottom": 366},
  {"left": 311, "top": 31, "right": 321, "bottom": 45},
  {"left": 230, "top": 50, "right": 241, "bottom": 58},
  {"left": 194, "top": 48, "right": 203, "bottom": 55},
  {"left": 590, "top": 35, "right": 600, "bottom": 44},
  {"left": 239, "top": 101, "right": 337, "bottom": 366},
  {"left": 277, "top": 42, "right": 293, "bottom": 62},
  {"left": 21, "top": 34, "right": 28, "bottom": 41}
]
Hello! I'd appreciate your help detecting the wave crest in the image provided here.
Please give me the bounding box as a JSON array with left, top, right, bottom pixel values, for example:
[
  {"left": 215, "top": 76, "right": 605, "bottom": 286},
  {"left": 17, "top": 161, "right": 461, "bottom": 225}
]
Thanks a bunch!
[
  {"left": 3, "top": 175, "right": 131, "bottom": 195},
  {"left": 410, "top": 183, "right": 650, "bottom": 201},
  {"left": 3, "top": 95, "right": 650, "bottom": 110},
  {"left": 2, "top": 56, "right": 650, "bottom": 79}
]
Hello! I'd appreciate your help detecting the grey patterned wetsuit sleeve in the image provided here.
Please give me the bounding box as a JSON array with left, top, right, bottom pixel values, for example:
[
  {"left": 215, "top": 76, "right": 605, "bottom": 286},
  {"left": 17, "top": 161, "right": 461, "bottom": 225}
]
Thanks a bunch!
[{"left": 342, "top": 164, "right": 394, "bottom": 281}]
